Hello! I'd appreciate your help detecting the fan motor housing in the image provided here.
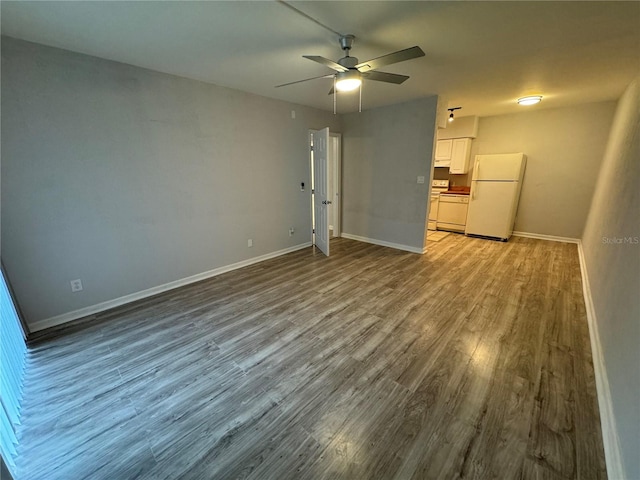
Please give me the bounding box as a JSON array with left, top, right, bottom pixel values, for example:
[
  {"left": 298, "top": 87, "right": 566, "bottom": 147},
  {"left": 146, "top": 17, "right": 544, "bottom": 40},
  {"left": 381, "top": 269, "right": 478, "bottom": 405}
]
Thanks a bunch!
[{"left": 338, "top": 56, "right": 359, "bottom": 69}]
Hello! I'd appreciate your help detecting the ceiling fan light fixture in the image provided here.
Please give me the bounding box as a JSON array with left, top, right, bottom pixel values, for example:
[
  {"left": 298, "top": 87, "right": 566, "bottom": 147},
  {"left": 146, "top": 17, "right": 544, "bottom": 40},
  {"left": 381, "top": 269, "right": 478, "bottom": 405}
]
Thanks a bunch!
[
  {"left": 335, "top": 70, "right": 361, "bottom": 92},
  {"left": 517, "top": 95, "right": 543, "bottom": 106}
]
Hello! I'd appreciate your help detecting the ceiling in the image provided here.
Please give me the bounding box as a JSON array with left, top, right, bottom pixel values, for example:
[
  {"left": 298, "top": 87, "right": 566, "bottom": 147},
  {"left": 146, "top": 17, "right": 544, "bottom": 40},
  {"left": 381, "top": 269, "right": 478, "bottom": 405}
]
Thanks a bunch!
[{"left": 1, "top": 1, "right": 639, "bottom": 117}]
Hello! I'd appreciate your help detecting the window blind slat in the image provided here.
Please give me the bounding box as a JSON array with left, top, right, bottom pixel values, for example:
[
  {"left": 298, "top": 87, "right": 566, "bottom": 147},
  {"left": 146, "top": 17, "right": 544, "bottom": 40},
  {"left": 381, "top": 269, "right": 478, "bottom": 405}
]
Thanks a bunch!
[{"left": 0, "top": 270, "right": 27, "bottom": 473}]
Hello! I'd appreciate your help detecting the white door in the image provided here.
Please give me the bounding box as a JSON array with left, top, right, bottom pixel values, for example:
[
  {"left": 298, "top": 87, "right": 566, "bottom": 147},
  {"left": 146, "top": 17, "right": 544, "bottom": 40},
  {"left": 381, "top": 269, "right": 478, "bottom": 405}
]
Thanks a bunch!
[{"left": 312, "top": 127, "right": 330, "bottom": 256}]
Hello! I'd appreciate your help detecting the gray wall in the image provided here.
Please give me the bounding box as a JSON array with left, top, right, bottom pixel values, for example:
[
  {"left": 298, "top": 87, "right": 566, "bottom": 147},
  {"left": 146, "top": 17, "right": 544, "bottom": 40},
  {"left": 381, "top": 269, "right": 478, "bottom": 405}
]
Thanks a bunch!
[
  {"left": 1, "top": 37, "right": 341, "bottom": 326},
  {"left": 341, "top": 97, "right": 438, "bottom": 250},
  {"left": 581, "top": 78, "right": 639, "bottom": 480},
  {"left": 469, "top": 102, "right": 616, "bottom": 238}
]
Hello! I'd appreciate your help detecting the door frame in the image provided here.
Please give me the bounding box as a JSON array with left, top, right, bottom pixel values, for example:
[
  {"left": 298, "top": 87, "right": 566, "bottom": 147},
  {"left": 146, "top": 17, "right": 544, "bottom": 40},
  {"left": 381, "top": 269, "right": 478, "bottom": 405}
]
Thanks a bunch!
[{"left": 329, "top": 132, "right": 342, "bottom": 237}]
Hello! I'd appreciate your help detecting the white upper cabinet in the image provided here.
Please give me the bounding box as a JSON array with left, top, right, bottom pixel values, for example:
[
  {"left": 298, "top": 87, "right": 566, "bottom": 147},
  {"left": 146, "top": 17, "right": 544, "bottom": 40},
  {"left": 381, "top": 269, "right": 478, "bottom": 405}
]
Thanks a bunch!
[
  {"left": 434, "top": 138, "right": 472, "bottom": 172},
  {"left": 449, "top": 138, "right": 472, "bottom": 174},
  {"left": 434, "top": 139, "right": 453, "bottom": 167}
]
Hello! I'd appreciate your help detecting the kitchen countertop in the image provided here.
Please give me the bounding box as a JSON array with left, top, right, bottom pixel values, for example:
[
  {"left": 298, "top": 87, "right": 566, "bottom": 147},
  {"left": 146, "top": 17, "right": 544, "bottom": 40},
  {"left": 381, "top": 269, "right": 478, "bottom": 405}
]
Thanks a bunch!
[{"left": 441, "top": 187, "right": 470, "bottom": 195}]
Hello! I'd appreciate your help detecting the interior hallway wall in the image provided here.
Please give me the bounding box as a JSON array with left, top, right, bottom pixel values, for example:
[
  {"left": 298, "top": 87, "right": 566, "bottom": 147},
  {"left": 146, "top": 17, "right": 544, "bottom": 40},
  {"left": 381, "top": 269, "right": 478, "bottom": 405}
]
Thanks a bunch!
[
  {"left": 1, "top": 37, "right": 341, "bottom": 327},
  {"left": 341, "top": 97, "right": 438, "bottom": 251},
  {"left": 581, "top": 78, "right": 640, "bottom": 480}
]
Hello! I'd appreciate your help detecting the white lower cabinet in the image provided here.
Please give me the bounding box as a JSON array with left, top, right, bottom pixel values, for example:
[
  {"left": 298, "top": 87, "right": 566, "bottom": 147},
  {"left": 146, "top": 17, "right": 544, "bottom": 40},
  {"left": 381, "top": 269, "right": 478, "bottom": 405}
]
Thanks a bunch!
[{"left": 437, "top": 194, "right": 469, "bottom": 232}]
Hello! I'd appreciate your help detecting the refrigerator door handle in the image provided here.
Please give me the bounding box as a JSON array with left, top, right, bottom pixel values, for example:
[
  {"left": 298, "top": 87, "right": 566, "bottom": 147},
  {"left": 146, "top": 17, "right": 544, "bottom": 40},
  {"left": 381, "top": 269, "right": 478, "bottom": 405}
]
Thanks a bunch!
[{"left": 475, "top": 159, "right": 480, "bottom": 179}]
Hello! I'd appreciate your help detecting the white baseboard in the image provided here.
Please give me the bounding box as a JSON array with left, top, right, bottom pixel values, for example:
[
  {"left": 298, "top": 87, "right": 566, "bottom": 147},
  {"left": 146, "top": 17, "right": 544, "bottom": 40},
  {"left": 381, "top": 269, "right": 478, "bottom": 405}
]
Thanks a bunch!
[
  {"left": 29, "top": 242, "right": 312, "bottom": 332},
  {"left": 577, "top": 242, "right": 624, "bottom": 480},
  {"left": 340, "top": 232, "right": 423, "bottom": 254},
  {"left": 512, "top": 231, "right": 580, "bottom": 244}
]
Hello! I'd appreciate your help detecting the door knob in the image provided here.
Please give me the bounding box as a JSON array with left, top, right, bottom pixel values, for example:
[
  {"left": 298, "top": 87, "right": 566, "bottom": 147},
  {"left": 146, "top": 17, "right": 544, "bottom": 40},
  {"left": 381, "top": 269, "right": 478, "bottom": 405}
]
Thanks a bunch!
[{"left": 322, "top": 200, "right": 332, "bottom": 205}]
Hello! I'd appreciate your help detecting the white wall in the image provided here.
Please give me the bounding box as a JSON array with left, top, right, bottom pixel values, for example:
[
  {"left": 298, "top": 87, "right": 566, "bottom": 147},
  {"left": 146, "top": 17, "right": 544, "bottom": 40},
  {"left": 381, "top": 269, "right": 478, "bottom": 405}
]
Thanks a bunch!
[
  {"left": 1, "top": 37, "right": 341, "bottom": 327},
  {"left": 341, "top": 97, "right": 438, "bottom": 251},
  {"left": 581, "top": 78, "right": 639, "bottom": 480},
  {"left": 469, "top": 102, "right": 616, "bottom": 238}
]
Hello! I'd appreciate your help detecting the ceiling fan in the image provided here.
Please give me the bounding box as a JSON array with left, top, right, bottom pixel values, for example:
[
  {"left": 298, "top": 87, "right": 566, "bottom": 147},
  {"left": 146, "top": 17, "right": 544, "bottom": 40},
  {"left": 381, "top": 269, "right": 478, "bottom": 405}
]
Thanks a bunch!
[{"left": 276, "top": 35, "right": 425, "bottom": 96}]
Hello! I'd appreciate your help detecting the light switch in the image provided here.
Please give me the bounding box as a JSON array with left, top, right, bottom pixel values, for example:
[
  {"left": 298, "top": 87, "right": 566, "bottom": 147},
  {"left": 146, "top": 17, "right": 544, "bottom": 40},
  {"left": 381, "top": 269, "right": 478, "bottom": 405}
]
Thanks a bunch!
[{"left": 417, "top": 176, "right": 425, "bottom": 184}]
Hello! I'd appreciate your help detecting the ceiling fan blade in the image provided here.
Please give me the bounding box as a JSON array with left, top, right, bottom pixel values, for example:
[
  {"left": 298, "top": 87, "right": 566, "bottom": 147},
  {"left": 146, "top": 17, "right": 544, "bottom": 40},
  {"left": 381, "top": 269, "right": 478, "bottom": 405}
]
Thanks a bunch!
[
  {"left": 303, "top": 55, "right": 349, "bottom": 72},
  {"left": 275, "top": 73, "right": 334, "bottom": 88},
  {"left": 355, "top": 46, "right": 425, "bottom": 72},
  {"left": 362, "top": 71, "right": 409, "bottom": 84}
]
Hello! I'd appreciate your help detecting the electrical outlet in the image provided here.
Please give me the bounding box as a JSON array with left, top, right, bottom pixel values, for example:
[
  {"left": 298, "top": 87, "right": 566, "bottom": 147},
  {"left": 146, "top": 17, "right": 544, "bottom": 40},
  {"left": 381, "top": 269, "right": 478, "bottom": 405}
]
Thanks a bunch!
[
  {"left": 248, "top": 239, "right": 253, "bottom": 248},
  {"left": 289, "top": 227, "right": 295, "bottom": 237},
  {"left": 70, "top": 279, "right": 83, "bottom": 292},
  {"left": 417, "top": 176, "right": 425, "bottom": 184}
]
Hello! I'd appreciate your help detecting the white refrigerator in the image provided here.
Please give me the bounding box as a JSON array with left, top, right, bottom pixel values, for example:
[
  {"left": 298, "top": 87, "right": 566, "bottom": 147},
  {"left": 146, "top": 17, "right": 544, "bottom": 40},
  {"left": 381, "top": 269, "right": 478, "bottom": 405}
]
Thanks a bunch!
[{"left": 465, "top": 153, "right": 526, "bottom": 241}]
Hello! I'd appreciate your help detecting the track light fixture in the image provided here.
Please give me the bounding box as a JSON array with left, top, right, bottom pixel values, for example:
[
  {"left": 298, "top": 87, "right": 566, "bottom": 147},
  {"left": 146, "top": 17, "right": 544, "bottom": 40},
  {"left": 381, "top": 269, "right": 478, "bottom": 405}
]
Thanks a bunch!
[{"left": 448, "top": 107, "right": 462, "bottom": 122}]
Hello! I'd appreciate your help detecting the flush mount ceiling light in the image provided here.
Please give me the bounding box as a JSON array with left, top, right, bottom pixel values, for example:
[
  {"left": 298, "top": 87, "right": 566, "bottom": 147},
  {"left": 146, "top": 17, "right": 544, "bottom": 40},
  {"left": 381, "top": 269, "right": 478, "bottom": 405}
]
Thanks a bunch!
[
  {"left": 517, "top": 95, "right": 543, "bottom": 106},
  {"left": 335, "top": 70, "right": 362, "bottom": 92},
  {"left": 448, "top": 107, "right": 462, "bottom": 122}
]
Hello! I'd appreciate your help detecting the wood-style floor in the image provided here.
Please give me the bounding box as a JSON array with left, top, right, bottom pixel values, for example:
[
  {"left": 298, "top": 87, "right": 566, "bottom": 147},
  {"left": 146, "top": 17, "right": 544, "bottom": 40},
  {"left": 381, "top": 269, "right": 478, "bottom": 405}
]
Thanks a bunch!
[{"left": 15, "top": 235, "right": 607, "bottom": 480}]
